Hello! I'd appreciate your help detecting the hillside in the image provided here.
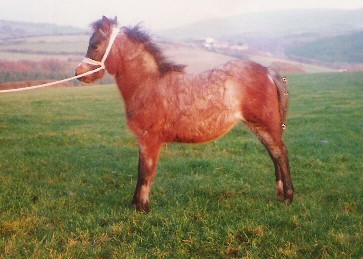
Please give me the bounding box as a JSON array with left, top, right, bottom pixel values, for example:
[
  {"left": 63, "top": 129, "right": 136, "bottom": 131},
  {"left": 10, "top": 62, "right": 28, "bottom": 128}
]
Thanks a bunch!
[
  {"left": 159, "top": 9, "right": 363, "bottom": 40},
  {"left": 159, "top": 9, "right": 363, "bottom": 67},
  {"left": 0, "top": 20, "right": 86, "bottom": 40},
  {"left": 0, "top": 21, "right": 89, "bottom": 88},
  {"left": 286, "top": 31, "right": 363, "bottom": 64}
]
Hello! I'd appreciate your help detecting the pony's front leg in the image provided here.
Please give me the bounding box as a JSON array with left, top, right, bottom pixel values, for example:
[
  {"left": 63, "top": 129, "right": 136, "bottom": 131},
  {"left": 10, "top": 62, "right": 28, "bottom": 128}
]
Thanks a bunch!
[{"left": 132, "top": 141, "right": 163, "bottom": 212}]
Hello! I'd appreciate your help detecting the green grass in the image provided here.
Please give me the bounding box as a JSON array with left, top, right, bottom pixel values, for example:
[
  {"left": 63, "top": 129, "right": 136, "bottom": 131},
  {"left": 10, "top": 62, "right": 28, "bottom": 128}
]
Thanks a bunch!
[{"left": 0, "top": 72, "right": 362, "bottom": 258}]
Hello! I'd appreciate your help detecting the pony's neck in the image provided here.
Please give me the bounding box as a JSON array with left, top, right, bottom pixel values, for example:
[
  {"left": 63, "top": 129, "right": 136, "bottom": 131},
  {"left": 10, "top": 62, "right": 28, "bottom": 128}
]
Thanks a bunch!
[{"left": 107, "top": 34, "right": 160, "bottom": 100}]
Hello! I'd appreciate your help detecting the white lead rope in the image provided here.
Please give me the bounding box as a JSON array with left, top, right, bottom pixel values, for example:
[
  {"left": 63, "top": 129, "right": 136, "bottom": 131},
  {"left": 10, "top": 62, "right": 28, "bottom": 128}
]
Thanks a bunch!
[{"left": 0, "top": 27, "right": 120, "bottom": 94}]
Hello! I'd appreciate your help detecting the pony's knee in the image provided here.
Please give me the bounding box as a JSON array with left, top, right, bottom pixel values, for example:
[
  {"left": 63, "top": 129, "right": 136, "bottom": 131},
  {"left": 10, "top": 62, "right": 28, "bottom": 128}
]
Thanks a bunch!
[{"left": 269, "top": 143, "right": 288, "bottom": 161}]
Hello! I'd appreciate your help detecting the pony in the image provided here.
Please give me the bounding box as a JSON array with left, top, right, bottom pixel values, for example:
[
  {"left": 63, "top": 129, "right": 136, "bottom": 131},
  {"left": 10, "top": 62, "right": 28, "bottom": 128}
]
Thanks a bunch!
[{"left": 75, "top": 16, "right": 294, "bottom": 212}]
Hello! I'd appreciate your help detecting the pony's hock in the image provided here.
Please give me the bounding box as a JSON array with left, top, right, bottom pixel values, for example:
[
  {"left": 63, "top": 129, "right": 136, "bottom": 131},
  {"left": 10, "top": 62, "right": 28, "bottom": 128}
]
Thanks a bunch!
[{"left": 76, "top": 16, "right": 294, "bottom": 212}]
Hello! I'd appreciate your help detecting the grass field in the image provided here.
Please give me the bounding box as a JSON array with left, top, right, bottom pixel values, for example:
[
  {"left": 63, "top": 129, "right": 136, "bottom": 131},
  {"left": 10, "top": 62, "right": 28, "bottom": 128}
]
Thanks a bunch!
[{"left": 0, "top": 72, "right": 362, "bottom": 258}]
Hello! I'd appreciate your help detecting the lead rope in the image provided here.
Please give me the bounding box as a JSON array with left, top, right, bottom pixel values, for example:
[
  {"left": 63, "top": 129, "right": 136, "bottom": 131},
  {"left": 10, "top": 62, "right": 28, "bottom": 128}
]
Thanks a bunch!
[{"left": 0, "top": 27, "right": 120, "bottom": 94}]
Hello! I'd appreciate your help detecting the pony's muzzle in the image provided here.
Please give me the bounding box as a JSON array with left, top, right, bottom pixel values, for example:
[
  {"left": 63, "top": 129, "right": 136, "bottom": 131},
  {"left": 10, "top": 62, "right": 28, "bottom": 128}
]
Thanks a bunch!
[
  {"left": 75, "top": 64, "right": 88, "bottom": 82},
  {"left": 75, "top": 63, "right": 105, "bottom": 83},
  {"left": 75, "top": 63, "right": 92, "bottom": 83}
]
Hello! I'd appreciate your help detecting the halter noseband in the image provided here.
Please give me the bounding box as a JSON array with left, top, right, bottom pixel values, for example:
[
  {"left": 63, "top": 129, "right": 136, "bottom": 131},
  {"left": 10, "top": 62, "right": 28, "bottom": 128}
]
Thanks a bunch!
[{"left": 81, "top": 27, "right": 120, "bottom": 69}]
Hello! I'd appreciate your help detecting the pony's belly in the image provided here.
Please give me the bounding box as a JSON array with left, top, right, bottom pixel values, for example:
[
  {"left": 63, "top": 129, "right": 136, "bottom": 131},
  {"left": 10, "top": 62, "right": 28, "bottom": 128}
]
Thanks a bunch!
[{"left": 168, "top": 111, "right": 243, "bottom": 143}]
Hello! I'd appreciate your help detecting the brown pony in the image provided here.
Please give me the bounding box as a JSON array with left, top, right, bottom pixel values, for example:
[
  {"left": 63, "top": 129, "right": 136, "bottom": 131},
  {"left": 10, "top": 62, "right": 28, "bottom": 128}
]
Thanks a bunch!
[{"left": 76, "top": 16, "right": 294, "bottom": 212}]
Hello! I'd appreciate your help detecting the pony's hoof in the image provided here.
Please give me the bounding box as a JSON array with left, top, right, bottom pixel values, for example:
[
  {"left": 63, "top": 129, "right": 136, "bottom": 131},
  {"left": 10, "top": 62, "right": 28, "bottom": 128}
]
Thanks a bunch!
[
  {"left": 276, "top": 190, "right": 284, "bottom": 201},
  {"left": 284, "top": 198, "right": 292, "bottom": 205},
  {"left": 283, "top": 189, "right": 294, "bottom": 204},
  {"left": 132, "top": 201, "right": 150, "bottom": 213}
]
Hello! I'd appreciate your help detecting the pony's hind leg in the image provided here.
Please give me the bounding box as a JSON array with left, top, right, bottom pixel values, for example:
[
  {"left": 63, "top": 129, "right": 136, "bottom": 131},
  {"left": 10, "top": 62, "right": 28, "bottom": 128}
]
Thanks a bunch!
[
  {"left": 132, "top": 140, "right": 163, "bottom": 212},
  {"left": 268, "top": 138, "right": 293, "bottom": 203},
  {"left": 249, "top": 125, "right": 294, "bottom": 203},
  {"left": 271, "top": 155, "right": 284, "bottom": 200}
]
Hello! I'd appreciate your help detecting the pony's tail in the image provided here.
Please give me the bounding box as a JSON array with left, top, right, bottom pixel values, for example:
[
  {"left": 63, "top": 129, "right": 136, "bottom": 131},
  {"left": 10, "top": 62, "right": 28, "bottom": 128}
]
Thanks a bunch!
[{"left": 268, "top": 68, "right": 289, "bottom": 134}]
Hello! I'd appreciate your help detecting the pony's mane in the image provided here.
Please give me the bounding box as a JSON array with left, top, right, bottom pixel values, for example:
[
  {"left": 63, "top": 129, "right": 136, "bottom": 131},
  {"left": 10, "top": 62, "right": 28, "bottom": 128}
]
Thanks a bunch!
[{"left": 123, "top": 25, "right": 186, "bottom": 75}]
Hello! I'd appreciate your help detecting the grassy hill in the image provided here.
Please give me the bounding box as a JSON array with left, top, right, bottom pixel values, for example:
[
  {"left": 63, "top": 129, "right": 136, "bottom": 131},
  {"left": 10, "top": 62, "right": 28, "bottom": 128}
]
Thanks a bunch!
[
  {"left": 287, "top": 31, "right": 363, "bottom": 64},
  {"left": 0, "top": 20, "right": 85, "bottom": 39}
]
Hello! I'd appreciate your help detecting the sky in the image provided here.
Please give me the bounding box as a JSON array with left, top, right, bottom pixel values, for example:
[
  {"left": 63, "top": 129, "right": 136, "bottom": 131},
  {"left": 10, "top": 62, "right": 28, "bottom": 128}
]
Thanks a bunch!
[{"left": 1, "top": 0, "right": 363, "bottom": 30}]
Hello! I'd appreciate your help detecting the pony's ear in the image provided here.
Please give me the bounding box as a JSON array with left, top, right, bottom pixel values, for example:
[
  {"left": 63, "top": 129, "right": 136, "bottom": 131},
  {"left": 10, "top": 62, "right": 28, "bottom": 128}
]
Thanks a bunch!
[
  {"left": 114, "top": 16, "right": 118, "bottom": 25},
  {"left": 101, "top": 16, "right": 111, "bottom": 32}
]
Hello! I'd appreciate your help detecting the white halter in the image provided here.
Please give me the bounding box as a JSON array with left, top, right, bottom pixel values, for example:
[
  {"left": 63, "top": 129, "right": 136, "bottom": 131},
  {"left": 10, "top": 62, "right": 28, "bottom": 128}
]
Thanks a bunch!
[{"left": 81, "top": 27, "right": 120, "bottom": 69}]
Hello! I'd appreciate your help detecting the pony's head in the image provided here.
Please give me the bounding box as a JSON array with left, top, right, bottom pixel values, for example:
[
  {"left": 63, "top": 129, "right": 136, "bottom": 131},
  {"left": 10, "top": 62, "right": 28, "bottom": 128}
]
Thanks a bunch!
[{"left": 76, "top": 16, "right": 118, "bottom": 83}]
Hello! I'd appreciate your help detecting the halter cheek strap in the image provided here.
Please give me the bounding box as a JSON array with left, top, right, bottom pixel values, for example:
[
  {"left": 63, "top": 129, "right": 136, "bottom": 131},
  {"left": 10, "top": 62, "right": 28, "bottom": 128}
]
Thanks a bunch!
[{"left": 81, "top": 27, "right": 120, "bottom": 69}]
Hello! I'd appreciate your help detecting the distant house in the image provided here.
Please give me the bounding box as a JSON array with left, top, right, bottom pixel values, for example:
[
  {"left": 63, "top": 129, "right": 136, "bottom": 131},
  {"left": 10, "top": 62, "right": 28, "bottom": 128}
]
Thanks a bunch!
[
  {"left": 203, "top": 37, "right": 248, "bottom": 51},
  {"left": 204, "top": 37, "right": 215, "bottom": 49}
]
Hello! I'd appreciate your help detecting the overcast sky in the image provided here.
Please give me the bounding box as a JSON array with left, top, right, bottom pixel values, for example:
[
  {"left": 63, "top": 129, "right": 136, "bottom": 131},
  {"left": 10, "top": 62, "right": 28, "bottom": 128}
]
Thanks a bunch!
[{"left": 1, "top": 0, "right": 363, "bottom": 30}]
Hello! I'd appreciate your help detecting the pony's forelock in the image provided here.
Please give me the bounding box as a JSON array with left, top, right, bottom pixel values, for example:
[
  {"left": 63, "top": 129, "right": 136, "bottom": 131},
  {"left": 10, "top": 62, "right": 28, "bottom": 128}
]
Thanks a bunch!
[{"left": 91, "top": 17, "right": 118, "bottom": 32}]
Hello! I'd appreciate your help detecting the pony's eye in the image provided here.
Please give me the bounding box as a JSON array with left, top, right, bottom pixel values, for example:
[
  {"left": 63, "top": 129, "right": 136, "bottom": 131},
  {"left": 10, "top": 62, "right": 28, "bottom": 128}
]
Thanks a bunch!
[{"left": 91, "top": 43, "right": 98, "bottom": 50}]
